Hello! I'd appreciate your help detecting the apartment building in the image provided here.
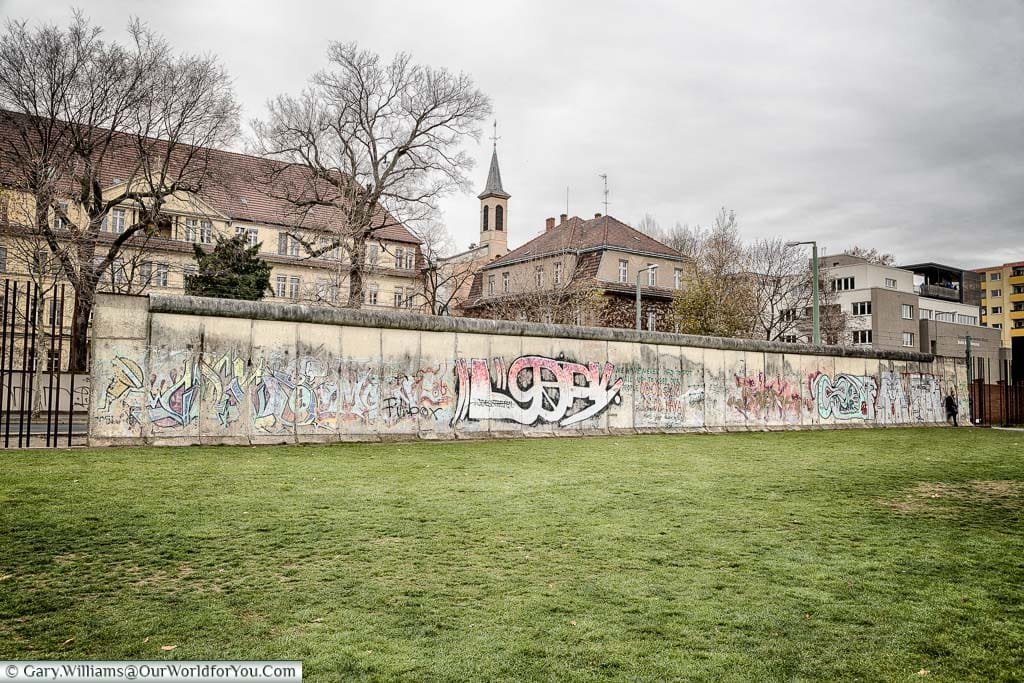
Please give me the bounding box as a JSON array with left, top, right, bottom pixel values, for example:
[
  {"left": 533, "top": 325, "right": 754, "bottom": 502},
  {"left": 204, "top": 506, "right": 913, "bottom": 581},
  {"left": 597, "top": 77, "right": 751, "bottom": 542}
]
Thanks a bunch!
[
  {"left": 975, "top": 261, "right": 1024, "bottom": 347},
  {"left": 823, "top": 255, "right": 1005, "bottom": 377}
]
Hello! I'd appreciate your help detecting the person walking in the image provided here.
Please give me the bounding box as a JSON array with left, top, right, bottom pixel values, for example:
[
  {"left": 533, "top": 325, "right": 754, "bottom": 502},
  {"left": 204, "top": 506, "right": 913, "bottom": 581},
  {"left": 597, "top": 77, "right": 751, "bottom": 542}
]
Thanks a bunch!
[{"left": 944, "top": 392, "right": 959, "bottom": 427}]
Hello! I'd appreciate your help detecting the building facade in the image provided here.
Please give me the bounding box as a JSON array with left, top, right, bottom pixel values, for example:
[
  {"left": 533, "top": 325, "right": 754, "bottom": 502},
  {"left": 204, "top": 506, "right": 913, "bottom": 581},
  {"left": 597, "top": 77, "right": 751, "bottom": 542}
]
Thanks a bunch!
[
  {"left": 820, "top": 255, "right": 1005, "bottom": 379},
  {"left": 975, "top": 261, "right": 1024, "bottom": 348},
  {"left": 463, "top": 211, "right": 689, "bottom": 331}
]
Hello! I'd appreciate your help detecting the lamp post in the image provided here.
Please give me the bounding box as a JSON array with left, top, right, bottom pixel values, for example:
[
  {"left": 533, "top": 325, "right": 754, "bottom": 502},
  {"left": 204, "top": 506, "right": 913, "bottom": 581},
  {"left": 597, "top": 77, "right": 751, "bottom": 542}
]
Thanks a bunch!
[
  {"left": 636, "top": 264, "right": 658, "bottom": 331},
  {"left": 785, "top": 240, "right": 820, "bottom": 345}
]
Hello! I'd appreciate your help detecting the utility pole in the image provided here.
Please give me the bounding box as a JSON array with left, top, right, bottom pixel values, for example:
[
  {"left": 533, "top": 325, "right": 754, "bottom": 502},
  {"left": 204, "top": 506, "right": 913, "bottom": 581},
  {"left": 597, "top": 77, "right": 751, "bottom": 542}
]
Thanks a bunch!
[
  {"left": 965, "top": 334, "right": 973, "bottom": 425},
  {"left": 785, "top": 240, "right": 820, "bottom": 344}
]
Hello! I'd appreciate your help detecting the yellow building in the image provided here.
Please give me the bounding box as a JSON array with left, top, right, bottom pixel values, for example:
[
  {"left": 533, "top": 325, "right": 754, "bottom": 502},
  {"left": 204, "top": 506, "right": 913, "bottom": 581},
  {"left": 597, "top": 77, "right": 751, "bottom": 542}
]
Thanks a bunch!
[
  {"left": 0, "top": 135, "right": 425, "bottom": 313},
  {"left": 976, "top": 261, "right": 1024, "bottom": 346}
]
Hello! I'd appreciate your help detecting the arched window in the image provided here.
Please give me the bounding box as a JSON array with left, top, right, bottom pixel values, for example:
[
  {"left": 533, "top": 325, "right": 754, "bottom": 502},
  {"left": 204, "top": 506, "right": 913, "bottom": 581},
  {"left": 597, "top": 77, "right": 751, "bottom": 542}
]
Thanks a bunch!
[
  {"left": 495, "top": 205, "right": 504, "bottom": 231},
  {"left": 482, "top": 205, "right": 489, "bottom": 231}
]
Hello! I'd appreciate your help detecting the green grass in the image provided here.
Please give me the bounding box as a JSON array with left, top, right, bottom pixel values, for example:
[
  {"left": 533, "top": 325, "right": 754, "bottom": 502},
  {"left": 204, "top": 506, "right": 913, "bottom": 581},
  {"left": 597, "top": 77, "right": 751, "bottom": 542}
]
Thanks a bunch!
[{"left": 1, "top": 428, "right": 1023, "bottom": 681}]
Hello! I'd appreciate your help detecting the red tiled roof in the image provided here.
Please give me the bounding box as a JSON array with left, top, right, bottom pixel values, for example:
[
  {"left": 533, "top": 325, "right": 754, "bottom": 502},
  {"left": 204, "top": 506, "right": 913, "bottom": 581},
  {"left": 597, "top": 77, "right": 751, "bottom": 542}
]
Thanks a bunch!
[
  {"left": 0, "top": 110, "right": 421, "bottom": 245},
  {"left": 483, "top": 214, "right": 682, "bottom": 269}
]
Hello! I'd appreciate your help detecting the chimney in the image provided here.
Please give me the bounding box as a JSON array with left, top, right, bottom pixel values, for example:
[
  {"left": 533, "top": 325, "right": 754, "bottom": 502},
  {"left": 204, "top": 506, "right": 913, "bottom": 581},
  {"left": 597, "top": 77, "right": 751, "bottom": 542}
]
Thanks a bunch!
[
  {"left": 545, "top": 217, "right": 555, "bottom": 231},
  {"left": 559, "top": 213, "right": 568, "bottom": 223},
  {"left": 594, "top": 213, "right": 602, "bottom": 218}
]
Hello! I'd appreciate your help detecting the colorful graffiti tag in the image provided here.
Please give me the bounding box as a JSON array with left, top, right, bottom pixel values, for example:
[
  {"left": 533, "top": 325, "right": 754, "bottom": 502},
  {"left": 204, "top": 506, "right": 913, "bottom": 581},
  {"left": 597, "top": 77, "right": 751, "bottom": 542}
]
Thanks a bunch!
[
  {"left": 727, "top": 373, "right": 809, "bottom": 422},
  {"left": 451, "top": 355, "right": 623, "bottom": 427},
  {"left": 811, "top": 372, "right": 878, "bottom": 420}
]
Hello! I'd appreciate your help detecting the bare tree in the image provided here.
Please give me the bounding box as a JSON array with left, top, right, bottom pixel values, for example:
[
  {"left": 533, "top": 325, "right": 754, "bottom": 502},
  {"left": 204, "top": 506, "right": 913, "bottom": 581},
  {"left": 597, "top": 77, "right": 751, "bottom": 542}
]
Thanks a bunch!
[
  {"left": 474, "top": 258, "right": 607, "bottom": 326},
  {"left": 844, "top": 245, "right": 896, "bottom": 266},
  {"left": 0, "top": 12, "right": 239, "bottom": 370},
  {"left": 250, "top": 42, "right": 491, "bottom": 310},
  {"left": 747, "top": 237, "right": 813, "bottom": 341},
  {"left": 410, "top": 221, "right": 477, "bottom": 315}
]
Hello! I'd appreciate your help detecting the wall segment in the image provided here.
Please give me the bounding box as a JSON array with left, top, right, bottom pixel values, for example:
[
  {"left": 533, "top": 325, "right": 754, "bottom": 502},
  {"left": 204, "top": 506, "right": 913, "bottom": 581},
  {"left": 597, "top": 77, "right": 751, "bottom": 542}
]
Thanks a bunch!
[{"left": 89, "top": 294, "right": 966, "bottom": 446}]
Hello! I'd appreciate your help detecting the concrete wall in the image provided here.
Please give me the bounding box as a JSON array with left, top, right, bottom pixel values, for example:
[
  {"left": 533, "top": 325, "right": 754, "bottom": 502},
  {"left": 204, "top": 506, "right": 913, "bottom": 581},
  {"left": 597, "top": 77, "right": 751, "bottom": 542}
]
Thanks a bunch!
[{"left": 88, "top": 293, "right": 968, "bottom": 446}]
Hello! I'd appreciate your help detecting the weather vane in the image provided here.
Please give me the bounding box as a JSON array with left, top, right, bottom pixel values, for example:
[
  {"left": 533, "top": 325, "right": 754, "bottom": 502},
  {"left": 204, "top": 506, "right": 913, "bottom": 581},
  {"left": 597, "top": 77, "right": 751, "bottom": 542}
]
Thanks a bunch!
[{"left": 490, "top": 120, "right": 500, "bottom": 150}]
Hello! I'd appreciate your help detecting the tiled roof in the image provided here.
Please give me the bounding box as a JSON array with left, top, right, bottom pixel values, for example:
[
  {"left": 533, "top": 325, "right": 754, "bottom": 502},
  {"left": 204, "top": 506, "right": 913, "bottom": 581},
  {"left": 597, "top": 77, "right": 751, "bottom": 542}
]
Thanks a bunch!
[
  {"left": 0, "top": 110, "right": 421, "bottom": 245},
  {"left": 483, "top": 214, "right": 682, "bottom": 269}
]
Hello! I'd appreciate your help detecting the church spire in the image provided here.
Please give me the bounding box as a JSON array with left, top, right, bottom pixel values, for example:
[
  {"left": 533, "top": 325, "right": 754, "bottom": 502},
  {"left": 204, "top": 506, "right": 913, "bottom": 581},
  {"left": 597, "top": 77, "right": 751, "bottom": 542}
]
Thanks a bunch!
[{"left": 478, "top": 121, "right": 510, "bottom": 200}]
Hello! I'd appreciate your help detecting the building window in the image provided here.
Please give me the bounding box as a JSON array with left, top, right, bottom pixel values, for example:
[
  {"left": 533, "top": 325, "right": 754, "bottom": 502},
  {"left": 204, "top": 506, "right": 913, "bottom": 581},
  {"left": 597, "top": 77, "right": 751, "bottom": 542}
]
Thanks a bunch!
[
  {"left": 991, "top": 272, "right": 1001, "bottom": 281},
  {"left": 618, "top": 259, "right": 628, "bottom": 283},
  {"left": 107, "top": 208, "right": 126, "bottom": 235},
  {"left": 48, "top": 298, "right": 63, "bottom": 327},
  {"left": 991, "top": 289, "right": 1002, "bottom": 298},
  {"left": 852, "top": 301, "right": 871, "bottom": 316},
  {"left": 368, "top": 244, "right": 379, "bottom": 265},
  {"left": 153, "top": 263, "right": 168, "bottom": 287},
  {"left": 957, "top": 314, "right": 977, "bottom": 325},
  {"left": 919, "top": 308, "right": 932, "bottom": 320},
  {"left": 935, "top": 311, "right": 954, "bottom": 322},
  {"left": 368, "top": 283, "right": 378, "bottom": 305},
  {"left": 502, "top": 272, "right": 509, "bottom": 293},
  {"left": 992, "top": 323, "right": 1002, "bottom": 329},
  {"left": 646, "top": 311, "right": 656, "bottom": 331},
  {"left": 488, "top": 275, "right": 495, "bottom": 295},
  {"left": 884, "top": 278, "right": 897, "bottom": 289},
  {"left": 647, "top": 265, "right": 657, "bottom": 286},
  {"left": 852, "top": 330, "right": 872, "bottom": 345},
  {"left": 554, "top": 262, "right": 562, "bottom": 285},
  {"left": 278, "top": 232, "right": 299, "bottom": 256},
  {"left": 901, "top": 304, "right": 914, "bottom": 320},
  {"left": 832, "top": 276, "right": 855, "bottom": 291},
  {"left": 236, "top": 225, "right": 259, "bottom": 247},
  {"left": 405, "top": 250, "right": 415, "bottom": 270},
  {"left": 53, "top": 200, "right": 70, "bottom": 229},
  {"left": 674, "top": 268, "right": 683, "bottom": 290},
  {"left": 495, "top": 205, "right": 503, "bottom": 231},
  {"left": 395, "top": 247, "right": 404, "bottom": 268},
  {"left": 0, "top": 246, "right": 6, "bottom": 273},
  {"left": 781, "top": 334, "right": 798, "bottom": 343},
  {"left": 535, "top": 265, "right": 545, "bottom": 287},
  {"left": 287, "top": 276, "right": 299, "bottom": 299},
  {"left": 991, "top": 306, "right": 1002, "bottom": 314},
  {"left": 902, "top": 331, "right": 914, "bottom": 347},
  {"left": 482, "top": 205, "right": 489, "bottom": 231},
  {"left": 318, "top": 237, "right": 339, "bottom": 260},
  {"left": 275, "top": 275, "right": 287, "bottom": 298},
  {"left": 394, "top": 287, "right": 404, "bottom": 308}
]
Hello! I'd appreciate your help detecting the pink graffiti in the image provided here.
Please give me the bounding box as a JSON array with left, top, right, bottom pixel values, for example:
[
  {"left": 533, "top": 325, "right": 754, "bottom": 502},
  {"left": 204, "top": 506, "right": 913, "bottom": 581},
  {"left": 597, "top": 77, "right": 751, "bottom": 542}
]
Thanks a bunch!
[{"left": 452, "top": 355, "right": 623, "bottom": 427}]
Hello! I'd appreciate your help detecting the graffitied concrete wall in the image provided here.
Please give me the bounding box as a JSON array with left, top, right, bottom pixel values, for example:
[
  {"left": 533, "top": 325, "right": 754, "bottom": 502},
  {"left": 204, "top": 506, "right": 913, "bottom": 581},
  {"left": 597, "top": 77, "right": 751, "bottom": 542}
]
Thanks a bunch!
[{"left": 88, "top": 294, "right": 968, "bottom": 446}]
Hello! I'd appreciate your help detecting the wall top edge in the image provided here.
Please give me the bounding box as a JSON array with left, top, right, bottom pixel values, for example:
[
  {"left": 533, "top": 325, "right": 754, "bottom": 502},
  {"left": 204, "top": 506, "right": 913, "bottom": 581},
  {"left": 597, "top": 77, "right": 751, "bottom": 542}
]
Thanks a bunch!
[{"left": 124, "top": 293, "right": 937, "bottom": 362}]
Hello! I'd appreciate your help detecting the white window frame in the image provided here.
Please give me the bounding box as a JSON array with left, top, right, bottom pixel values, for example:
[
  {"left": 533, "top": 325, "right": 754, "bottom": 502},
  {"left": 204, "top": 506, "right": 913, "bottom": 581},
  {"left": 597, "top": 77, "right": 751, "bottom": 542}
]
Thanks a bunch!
[
  {"left": 368, "top": 283, "right": 378, "bottom": 305},
  {"left": 852, "top": 301, "right": 871, "bottom": 316},
  {"left": 502, "top": 272, "right": 509, "bottom": 293},
  {"left": 275, "top": 275, "right": 287, "bottom": 298},
  {"left": 647, "top": 264, "right": 657, "bottom": 286},
  {"left": 618, "top": 259, "right": 628, "bottom": 283},
  {"left": 884, "top": 278, "right": 897, "bottom": 289},
  {"left": 554, "top": 262, "right": 563, "bottom": 285},
  {"left": 488, "top": 275, "right": 495, "bottom": 295},
  {"left": 110, "top": 208, "right": 126, "bottom": 235},
  {"left": 902, "top": 331, "right": 914, "bottom": 347},
  {"left": 673, "top": 268, "right": 682, "bottom": 290},
  {"left": 901, "top": 304, "right": 914, "bottom": 320}
]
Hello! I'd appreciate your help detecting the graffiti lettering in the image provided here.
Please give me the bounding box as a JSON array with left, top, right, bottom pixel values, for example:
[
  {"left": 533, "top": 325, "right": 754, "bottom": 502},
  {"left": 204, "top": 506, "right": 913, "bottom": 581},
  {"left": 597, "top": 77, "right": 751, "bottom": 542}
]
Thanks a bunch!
[
  {"left": 811, "top": 373, "right": 877, "bottom": 420},
  {"left": 452, "top": 355, "right": 623, "bottom": 427}
]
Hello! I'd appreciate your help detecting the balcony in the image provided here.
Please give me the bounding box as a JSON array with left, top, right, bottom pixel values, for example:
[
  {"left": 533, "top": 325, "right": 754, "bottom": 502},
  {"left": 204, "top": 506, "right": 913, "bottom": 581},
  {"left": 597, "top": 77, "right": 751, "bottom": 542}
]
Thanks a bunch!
[
  {"left": 1011, "top": 308, "right": 1024, "bottom": 320},
  {"left": 918, "top": 283, "right": 960, "bottom": 302},
  {"left": 1010, "top": 274, "right": 1024, "bottom": 286},
  {"left": 1010, "top": 291, "right": 1024, "bottom": 304}
]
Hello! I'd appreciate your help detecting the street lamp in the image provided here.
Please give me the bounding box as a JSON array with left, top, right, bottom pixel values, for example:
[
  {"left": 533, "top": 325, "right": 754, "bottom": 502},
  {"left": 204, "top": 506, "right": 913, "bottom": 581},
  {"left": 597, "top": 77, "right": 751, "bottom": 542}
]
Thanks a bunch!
[
  {"left": 636, "top": 264, "right": 658, "bottom": 331},
  {"left": 785, "top": 240, "right": 820, "bottom": 345}
]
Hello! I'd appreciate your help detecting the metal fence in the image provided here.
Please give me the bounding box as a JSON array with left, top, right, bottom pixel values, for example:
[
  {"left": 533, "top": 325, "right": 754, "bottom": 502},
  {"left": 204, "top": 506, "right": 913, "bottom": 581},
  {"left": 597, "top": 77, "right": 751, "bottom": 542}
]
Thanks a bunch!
[
  {"left": 969, "top": 379, "right": 1024, "bottom": 427},
  {"left": 0, "top": 278, "right": 84, "bottom": 447}
]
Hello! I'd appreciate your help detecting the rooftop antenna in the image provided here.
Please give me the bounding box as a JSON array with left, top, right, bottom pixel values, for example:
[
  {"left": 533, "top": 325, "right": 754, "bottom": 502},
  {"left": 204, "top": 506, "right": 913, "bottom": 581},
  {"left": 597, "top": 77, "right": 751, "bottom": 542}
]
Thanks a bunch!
[
  {"left": 599, "top": 173, "right": 609, "bottom": 215},
  {"left": 490, "top": 120, "right": 500, "bottom": 150}
]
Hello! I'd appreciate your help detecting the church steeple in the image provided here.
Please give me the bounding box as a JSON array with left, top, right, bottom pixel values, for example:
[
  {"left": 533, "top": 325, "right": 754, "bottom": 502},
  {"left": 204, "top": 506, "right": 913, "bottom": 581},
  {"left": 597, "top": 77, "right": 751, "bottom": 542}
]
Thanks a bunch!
[{"left": 478, "top": 121, "right": 509, "bottom": 259}]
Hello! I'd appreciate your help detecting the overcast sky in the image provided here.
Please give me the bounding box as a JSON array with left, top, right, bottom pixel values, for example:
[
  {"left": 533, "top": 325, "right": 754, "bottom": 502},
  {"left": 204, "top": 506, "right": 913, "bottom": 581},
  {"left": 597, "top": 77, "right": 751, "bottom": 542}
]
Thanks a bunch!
[{"left": 4, "top": 0, "right": 1022, "bottom": 267}]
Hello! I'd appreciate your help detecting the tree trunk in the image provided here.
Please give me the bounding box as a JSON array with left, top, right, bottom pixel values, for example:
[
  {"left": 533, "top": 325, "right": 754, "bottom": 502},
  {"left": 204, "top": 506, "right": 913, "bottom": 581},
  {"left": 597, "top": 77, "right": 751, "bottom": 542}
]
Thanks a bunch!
[
  {"left": 68, "top": 287, "right": 93, "bottom": 373},
  {"left": 346, "top": 234, "right": 366, "bottom": 308}
]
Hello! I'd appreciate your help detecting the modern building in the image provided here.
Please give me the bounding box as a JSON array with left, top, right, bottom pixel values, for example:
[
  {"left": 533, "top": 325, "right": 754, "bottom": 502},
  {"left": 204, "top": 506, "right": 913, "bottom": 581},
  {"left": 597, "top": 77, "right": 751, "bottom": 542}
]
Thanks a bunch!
[
  {"left": 975, "top": 261, "right": 1024, "bottom": 348},
  {"left": 821, "top": 255, "right": 1005, "bottom": 378},
  {"left": 462, "top": 210, "right": 688, "bottom": 331}
]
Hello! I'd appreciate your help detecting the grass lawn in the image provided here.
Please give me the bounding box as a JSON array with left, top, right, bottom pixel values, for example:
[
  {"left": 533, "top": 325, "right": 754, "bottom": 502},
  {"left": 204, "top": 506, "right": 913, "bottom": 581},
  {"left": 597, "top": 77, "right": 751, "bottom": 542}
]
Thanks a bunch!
[{"left": 1, "top": 428, "right": 1022, "bottom": 681}]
